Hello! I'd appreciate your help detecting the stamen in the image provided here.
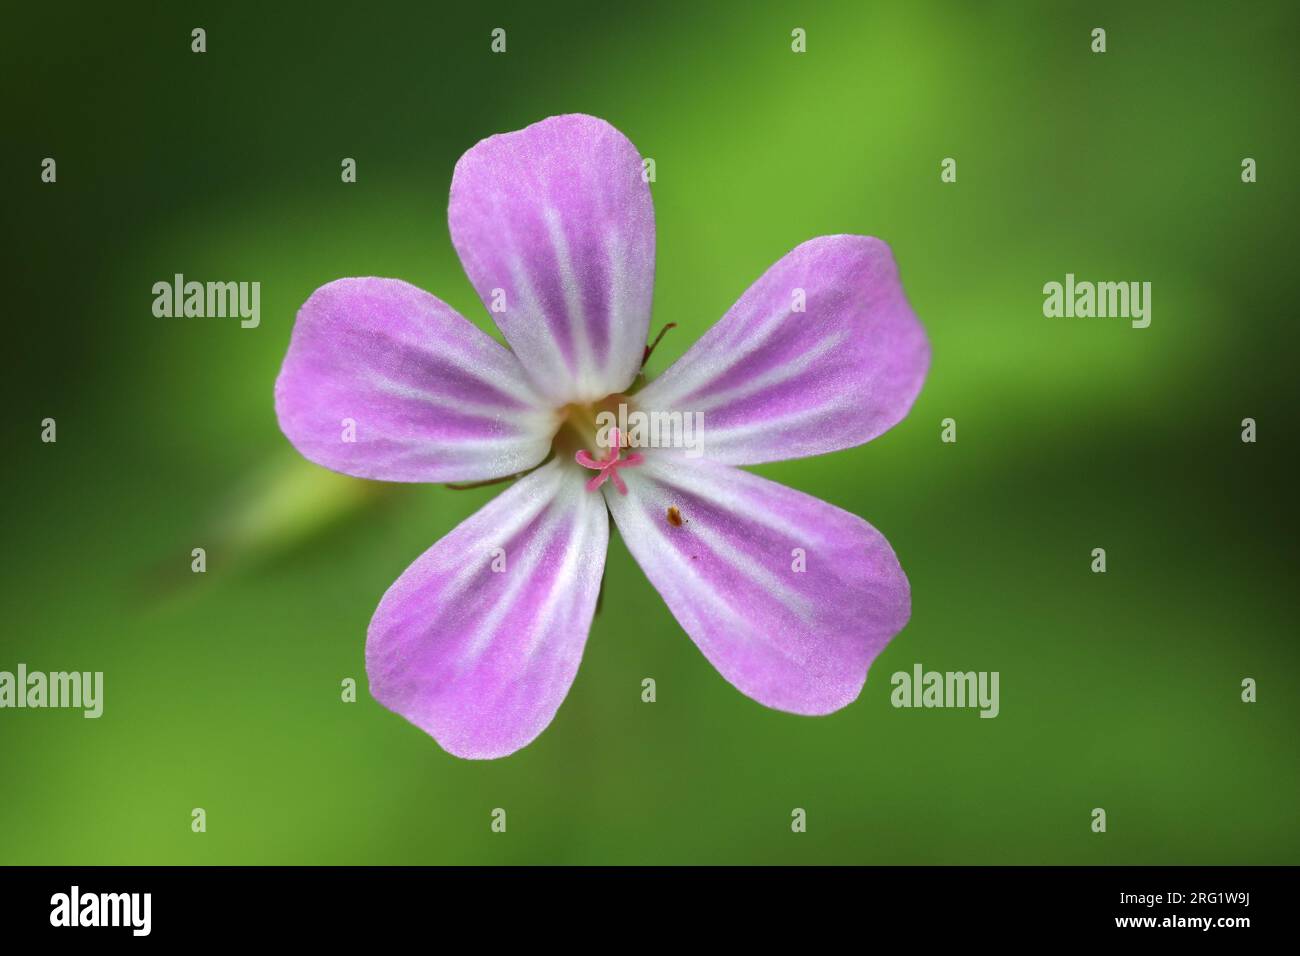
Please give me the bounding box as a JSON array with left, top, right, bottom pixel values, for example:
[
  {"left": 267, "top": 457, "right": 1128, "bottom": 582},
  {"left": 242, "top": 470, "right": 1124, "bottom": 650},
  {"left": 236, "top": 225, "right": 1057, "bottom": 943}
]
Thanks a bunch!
[
  {"left": 641, "top": 322, "right": 678, "bottom": 370},
  {"left": 575, "top": 428, "right": 644, "bottom": 495}
]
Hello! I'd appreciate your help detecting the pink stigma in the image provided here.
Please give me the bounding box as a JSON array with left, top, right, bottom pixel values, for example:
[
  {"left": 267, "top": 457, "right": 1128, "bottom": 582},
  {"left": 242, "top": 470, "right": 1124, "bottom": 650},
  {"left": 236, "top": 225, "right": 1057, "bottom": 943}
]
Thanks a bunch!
[{"left": 575, "top": 428, "right": 644, "bottom": 495}]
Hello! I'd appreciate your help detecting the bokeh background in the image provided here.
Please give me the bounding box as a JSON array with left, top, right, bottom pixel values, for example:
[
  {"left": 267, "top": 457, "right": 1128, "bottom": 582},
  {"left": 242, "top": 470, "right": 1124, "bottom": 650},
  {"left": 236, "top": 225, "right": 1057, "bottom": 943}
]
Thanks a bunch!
[{"left": 4, "top": 1, "right": 1297, "bottom": 864}]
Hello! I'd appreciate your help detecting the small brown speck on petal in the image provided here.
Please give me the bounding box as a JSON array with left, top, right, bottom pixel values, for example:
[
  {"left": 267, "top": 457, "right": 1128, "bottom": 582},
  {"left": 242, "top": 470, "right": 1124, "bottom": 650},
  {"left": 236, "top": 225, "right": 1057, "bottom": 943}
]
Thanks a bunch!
[{"left": 666, "top": 506, "right": 684, "bottom": 527}]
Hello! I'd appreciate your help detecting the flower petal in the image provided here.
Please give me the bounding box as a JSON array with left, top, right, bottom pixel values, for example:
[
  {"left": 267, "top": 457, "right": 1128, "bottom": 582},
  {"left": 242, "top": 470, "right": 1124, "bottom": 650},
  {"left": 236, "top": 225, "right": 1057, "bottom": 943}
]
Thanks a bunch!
[
  {"left": 604, "top": 453, "right": 910, "bottom": 715},
  {"left": 449, "top": 114, "right": 656, "bottom": 405},
  {"left": 275, "top": 277, "right": 556, "bottom": 483},
  {"left": 366, "top": 459, "right": 609, "bottom": 759},
  {"left": 634, "top": 236, "right": 929, "bottom": 464}
]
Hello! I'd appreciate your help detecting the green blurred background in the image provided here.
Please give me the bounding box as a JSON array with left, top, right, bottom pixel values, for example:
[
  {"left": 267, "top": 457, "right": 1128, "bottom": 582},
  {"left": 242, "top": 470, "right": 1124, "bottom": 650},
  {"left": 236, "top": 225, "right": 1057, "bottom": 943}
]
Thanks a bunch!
[{"left": 4, "top": 1, "right": 1297, "bottom": 864}]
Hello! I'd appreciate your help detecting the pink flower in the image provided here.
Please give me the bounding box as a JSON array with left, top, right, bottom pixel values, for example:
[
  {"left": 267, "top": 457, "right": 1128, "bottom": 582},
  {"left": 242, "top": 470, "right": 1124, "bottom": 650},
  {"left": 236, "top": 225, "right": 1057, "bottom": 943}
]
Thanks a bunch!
[{"left": 274, "top": 114, "right": 929, "bottom": 759}]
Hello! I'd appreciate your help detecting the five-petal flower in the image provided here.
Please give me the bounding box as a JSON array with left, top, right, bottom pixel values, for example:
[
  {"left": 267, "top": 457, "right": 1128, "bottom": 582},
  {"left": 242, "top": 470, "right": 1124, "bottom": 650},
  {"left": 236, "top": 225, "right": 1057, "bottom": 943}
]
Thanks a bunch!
[{"left": 274, "top": 114, "right": 930, "bottom": 759}]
